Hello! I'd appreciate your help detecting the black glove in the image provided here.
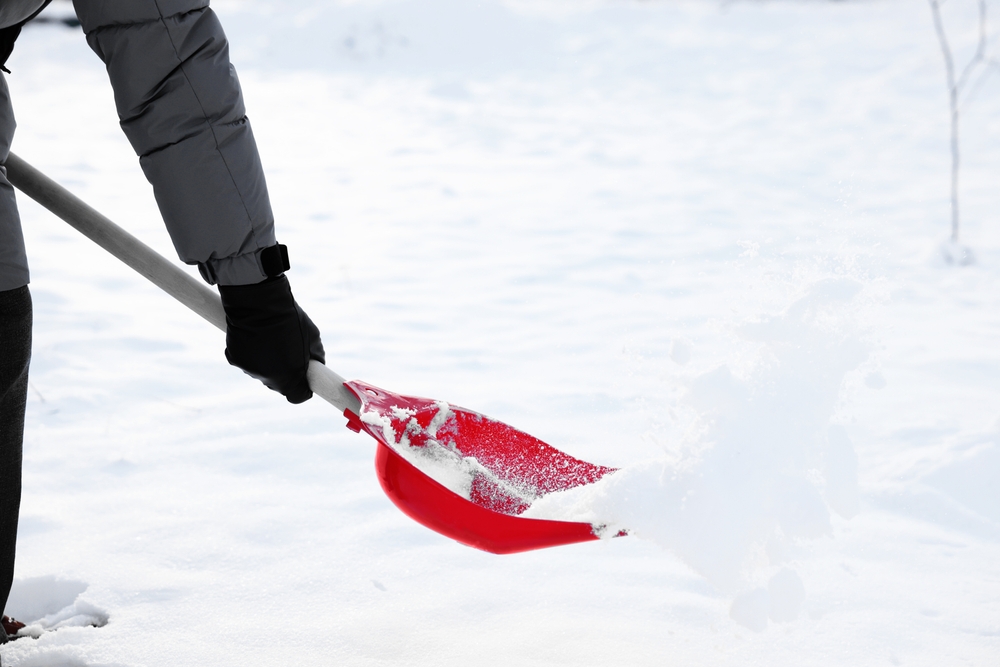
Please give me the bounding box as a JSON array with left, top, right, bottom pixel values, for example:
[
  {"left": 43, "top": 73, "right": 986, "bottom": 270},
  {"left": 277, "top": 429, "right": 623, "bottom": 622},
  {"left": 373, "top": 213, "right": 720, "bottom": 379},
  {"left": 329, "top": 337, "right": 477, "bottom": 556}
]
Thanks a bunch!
[{"left": 218, "top": 275, "right": 325, "bottom": 404}]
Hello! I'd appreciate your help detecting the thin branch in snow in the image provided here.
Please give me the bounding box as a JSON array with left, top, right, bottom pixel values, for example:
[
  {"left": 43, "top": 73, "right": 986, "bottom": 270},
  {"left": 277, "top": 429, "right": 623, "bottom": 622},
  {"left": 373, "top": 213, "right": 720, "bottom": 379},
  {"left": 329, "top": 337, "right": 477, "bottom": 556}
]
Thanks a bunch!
[
  {"left": 928, "top": 0, "right": 993, "bottom": 245},
  {"left": 955, "top": 0, "right": 988, "bottom": 92},
  {"left": 958, "top": 55, "right": 1000, "bottom": 109},
  {"left": 28, "top": 381, "right": 45, "bottom": 404}
]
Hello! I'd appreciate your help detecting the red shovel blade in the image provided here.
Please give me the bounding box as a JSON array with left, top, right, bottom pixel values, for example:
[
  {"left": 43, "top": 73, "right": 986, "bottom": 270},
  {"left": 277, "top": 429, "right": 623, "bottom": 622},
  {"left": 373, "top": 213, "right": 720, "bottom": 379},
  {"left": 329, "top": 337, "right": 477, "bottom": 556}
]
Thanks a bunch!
[{"left": 342, "top": 380, "right": 618, "bottom": 554}]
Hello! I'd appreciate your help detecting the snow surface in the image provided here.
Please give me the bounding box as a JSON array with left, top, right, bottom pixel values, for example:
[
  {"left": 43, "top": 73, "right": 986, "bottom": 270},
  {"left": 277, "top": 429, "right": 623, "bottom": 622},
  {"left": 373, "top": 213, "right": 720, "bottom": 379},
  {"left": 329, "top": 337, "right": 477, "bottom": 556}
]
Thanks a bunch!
[{"left": 3, "top": 0, "right": 1000, "bottom": 664}]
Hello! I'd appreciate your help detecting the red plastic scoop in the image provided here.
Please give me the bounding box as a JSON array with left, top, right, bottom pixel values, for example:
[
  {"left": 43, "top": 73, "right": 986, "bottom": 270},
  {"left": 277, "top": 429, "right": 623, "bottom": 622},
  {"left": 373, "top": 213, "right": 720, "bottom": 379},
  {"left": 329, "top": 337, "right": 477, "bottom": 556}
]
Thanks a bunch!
[{"left": 342, "top": 381, "right": 618, "bottom": 554}]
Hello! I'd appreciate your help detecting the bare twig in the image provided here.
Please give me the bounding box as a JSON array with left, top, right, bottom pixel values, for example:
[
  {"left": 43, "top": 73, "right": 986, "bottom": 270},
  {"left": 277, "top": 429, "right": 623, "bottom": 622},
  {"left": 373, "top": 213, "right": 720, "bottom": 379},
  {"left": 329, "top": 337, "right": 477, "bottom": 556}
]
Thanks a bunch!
[
  {"left": 959, "top": 55, "right": 1000, "bottom": 108},
  {"left": 955, "top": 0, "right": 988, "bottom": 92},
  {"left": 928, "top": 0, "right": 992, "bottom": 243}
]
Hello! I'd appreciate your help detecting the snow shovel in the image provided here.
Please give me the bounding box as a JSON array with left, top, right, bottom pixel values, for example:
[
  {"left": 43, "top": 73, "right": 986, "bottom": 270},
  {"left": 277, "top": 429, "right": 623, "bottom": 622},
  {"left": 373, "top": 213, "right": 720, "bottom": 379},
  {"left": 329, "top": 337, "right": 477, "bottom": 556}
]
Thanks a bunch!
[{"left": 5, "top": 153, "right": 620, "bottom": 555}]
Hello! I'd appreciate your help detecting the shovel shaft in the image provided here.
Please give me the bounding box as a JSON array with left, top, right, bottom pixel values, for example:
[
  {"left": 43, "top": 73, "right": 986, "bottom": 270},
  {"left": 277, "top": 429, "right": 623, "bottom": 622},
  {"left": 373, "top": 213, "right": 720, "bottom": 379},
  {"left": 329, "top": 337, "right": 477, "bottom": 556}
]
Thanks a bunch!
[{"left": 5, "top": 152, "right": 360, "bottom": 414}]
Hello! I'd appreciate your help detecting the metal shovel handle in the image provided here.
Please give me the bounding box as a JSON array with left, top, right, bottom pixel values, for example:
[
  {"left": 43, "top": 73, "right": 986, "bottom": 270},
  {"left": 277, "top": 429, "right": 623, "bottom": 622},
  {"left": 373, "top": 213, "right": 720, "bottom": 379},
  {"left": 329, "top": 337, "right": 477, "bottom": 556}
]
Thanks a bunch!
[{"left": 5, "top": 152, "right": 360, "bottom": 414}]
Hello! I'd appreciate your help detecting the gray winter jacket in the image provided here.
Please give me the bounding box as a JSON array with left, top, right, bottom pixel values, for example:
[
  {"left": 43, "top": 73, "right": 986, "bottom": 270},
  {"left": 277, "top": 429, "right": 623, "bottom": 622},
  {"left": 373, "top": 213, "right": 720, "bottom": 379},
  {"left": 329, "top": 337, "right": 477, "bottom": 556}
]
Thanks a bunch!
[
  {"left": 0, "top": 0, "right": 276, "bottom": 291},
  {"left": 0, "top": 0, "right": 42, "bottom": 27}
]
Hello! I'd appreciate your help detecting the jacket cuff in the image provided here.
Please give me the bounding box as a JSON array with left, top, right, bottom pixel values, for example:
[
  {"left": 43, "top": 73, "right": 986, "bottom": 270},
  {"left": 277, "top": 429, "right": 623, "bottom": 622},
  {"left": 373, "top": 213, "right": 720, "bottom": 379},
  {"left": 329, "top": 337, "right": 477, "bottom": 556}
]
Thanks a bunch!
[{"left": 198, "top": 252, "right": 268, "bottom": 286}]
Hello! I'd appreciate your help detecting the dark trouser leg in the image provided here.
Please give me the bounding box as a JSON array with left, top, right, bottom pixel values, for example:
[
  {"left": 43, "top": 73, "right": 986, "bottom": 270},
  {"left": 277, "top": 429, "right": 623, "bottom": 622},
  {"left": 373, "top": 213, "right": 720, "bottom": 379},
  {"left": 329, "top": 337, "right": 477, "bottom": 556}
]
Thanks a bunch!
[
  {"left": 0, "top": 285, "right": 30, "bottom": 626},
  {"left": 0, "top": 49, "right": 27, "bottom": 650}
]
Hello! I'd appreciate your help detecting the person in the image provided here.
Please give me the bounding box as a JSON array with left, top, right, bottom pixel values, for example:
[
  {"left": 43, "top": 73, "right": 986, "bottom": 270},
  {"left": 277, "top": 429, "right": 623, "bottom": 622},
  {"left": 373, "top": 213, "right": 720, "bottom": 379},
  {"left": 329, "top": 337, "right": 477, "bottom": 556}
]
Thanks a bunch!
[{"left": 0, "top": 0, "right": 325, "bottom": 645}]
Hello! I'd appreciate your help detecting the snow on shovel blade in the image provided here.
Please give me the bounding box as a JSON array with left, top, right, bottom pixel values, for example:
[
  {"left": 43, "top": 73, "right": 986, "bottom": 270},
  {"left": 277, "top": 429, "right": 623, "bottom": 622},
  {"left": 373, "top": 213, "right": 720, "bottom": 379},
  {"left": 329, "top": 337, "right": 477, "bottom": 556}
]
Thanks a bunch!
[{"left": 342, "top": 381, "right": 618, "bottom": 554}]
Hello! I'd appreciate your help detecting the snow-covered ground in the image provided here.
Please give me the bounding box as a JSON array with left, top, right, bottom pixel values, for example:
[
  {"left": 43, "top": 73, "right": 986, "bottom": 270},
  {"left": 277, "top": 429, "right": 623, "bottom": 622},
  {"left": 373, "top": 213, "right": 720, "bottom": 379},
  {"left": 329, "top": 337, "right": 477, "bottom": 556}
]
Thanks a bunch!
[{"left": 2, "top": 0, "right": 1000, "bottom": 664}]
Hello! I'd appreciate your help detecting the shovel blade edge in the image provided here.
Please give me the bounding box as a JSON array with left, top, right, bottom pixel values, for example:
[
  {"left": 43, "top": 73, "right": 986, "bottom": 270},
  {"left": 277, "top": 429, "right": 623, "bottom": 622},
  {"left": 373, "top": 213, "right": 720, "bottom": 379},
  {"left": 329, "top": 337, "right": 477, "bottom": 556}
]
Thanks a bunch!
[{"left": 375, "top": 442, "right": 601, "bottom": 554}]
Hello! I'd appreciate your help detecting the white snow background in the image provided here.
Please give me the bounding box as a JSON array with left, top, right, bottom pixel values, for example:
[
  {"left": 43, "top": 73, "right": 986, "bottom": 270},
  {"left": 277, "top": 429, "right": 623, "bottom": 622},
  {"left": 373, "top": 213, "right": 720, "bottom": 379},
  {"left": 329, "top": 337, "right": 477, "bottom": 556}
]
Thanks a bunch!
[{"left": 2, "top": 0, "right": 1000, "bottom": 664}]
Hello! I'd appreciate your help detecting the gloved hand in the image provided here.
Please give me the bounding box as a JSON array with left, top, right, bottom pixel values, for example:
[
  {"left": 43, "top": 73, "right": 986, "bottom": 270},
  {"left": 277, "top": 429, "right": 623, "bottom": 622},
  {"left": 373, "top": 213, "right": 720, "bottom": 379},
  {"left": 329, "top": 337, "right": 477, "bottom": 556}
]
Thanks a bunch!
[{"left": 218, "top": 275, "right": 325, "bottom": 404}]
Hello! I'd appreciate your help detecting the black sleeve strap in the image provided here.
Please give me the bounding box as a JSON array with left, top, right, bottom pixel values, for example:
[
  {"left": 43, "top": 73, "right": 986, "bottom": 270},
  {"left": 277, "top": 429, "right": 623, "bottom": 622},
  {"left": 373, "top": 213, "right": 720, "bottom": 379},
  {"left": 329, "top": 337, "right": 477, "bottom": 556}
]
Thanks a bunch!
[{"left": 259, "top": 243, "right": 290, "bottom": 278}]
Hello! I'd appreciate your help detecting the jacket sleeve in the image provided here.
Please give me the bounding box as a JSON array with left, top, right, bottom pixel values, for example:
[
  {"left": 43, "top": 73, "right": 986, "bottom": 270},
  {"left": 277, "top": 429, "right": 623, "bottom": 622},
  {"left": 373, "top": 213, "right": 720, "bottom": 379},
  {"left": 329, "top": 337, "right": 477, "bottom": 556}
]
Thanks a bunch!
[{"left": 73, "top": 0, "right": 275, "bottom": 286}]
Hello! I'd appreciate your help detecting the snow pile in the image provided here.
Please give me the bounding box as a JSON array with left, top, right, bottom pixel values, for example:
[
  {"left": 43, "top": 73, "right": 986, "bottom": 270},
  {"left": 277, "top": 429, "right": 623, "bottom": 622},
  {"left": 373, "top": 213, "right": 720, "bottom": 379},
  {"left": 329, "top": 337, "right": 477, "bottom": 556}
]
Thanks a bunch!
[
  {"left": 4, "top": 576, "right": 108, "bottom": 639},
  {"left": 524, "top": 277, "right": 870, "bottom": 628}
]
